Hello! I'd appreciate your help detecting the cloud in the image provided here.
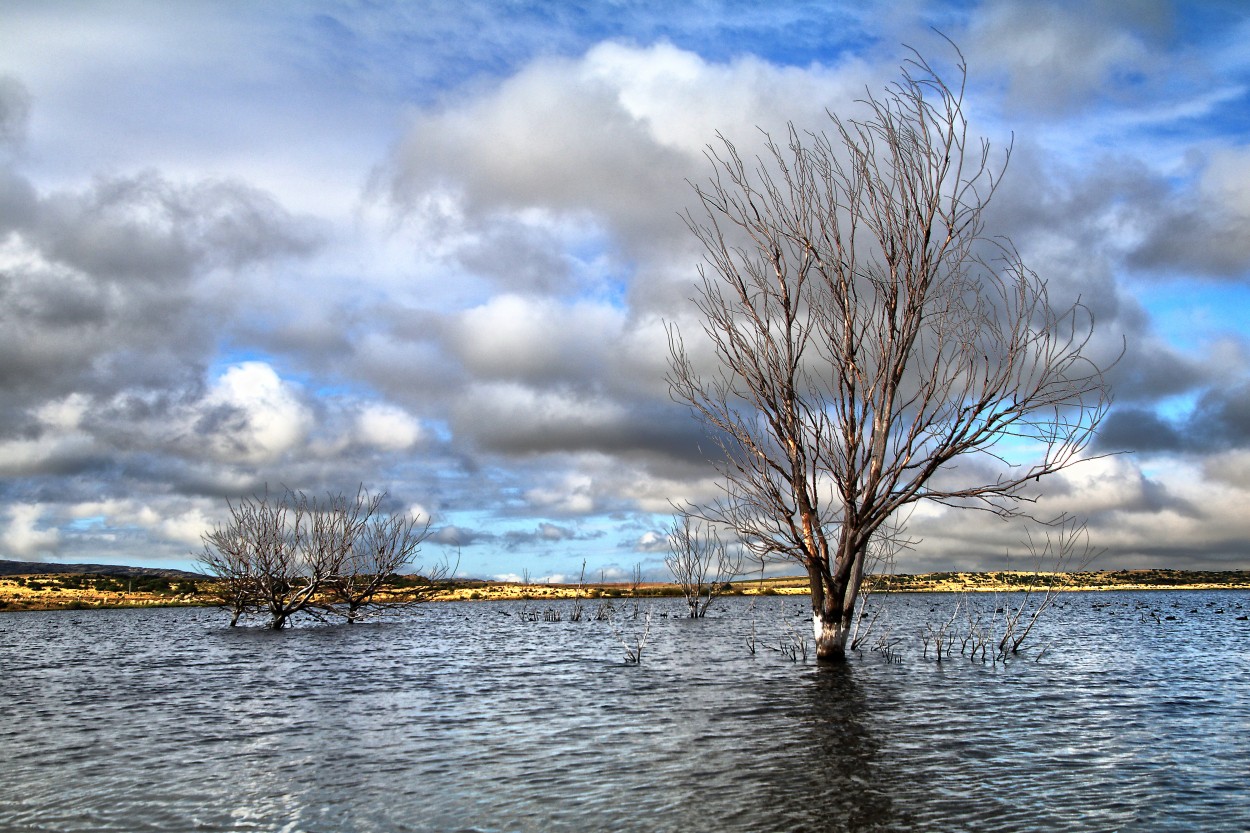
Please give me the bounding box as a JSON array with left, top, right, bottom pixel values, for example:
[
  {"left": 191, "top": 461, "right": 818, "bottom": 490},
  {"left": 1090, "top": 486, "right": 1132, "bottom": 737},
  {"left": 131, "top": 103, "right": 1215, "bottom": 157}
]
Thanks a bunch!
[
  {"left": 355, "top": 403, "right": 423, "bottom": 451},
  {"left": 48, "top": 362, "right": 316, "bottom": 476},
  {"left": 1202, "top": 449, "right": 1250, "bottom": 490},
  {"left": 63, "top": 498, "right": 214, "bottom": 549},
  {"left": 1186, "top": 380, "right": 1250, "bottom": 450},
  {"left": 1096, "top": 407, "right": 1186, "bottom": 454},
  {"left": 524, "top": 472, "right": 598, "bottom": 516},
  {"left": 377, "top": 47, "right": 690, "bottom": 236},
  {"left": 895, "top": 451, "right": 1250, "bottom": 572},
  {"left": 431, "top": 524, "right": 492, "bottom": 548},
  {"left": 979, "top": 137, "right": 1250, "bottom": 416},
  {"left": 31, "top": 172, "right": 319, "bottom": 281},
  {"left": 634, "top": 529, "right": 670, "bottom": 553},
  {"left": 2, "top": 3, "right": 1250, "bottom": 578},
  {"left": 0, "top": 74, "right": 31, "bottom": 150},
  {"left": 450, "top": 380, "right": 706, "bottom": 464},
  {"left": 1096, "top": 365, "right": 1250, "bottom": 455},
  {"left": 499, "top": 522, "right": 604, "bottom": 550},
  {"left": 1124, "top": 147, "right": 1250, "bottom": 280},
  {"left": 967, "top": 0, "right": 1170, "bottom": 115},
  {"left": 195, "top": 363, "right": 311, "bottom": 465},
  {"left": 374, "top": 41, "right": 879, "bottom": 306},
  {"left": 2, "top": 504, "right": 60, "bottom": 559},
  {"left": 1039, "top": 455, "right": 1193, "bottom": 517},
  {"left": 0, "top": 166, "right": 322, "bottom": 420},
  {"left": 452, "top": 294, "right": 623, "bottom": 385}
]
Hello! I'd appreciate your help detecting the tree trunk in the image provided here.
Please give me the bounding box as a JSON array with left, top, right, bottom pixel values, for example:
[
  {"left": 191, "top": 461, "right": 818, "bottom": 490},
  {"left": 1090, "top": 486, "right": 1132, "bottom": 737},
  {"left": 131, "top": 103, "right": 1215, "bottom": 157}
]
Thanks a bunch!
[
  {"left": 811, "top": 555, "right": 860, "bottom": 661},
  {"left": 813, "top": 608, "right": 851, "bottom": 661},
  {"left": 808, "top": 564, "right": 851, "bottom": 661}
]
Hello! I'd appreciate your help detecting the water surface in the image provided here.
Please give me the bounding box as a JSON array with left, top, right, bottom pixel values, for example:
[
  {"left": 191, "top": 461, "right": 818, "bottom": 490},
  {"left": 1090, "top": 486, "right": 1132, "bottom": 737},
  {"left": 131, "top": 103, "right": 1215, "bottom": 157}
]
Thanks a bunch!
[{"left": 2, "top": 591, "right": 1248, "bottom": 832}]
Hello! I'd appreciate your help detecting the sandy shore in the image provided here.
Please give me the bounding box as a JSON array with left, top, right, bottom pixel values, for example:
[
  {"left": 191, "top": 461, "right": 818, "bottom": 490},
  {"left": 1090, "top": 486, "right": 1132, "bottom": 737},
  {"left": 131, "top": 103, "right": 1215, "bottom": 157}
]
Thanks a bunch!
[{"left": 3, "top": 569, "right": 1248, "bottom": 612}]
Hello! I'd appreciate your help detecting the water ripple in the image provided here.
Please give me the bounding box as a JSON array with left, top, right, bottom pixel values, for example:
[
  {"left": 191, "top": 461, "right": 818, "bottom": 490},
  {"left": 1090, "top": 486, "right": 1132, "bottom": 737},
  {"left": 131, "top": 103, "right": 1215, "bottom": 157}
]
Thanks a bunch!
[{"left": 1, "top": 592, "right": 1248, "bottom": 832}]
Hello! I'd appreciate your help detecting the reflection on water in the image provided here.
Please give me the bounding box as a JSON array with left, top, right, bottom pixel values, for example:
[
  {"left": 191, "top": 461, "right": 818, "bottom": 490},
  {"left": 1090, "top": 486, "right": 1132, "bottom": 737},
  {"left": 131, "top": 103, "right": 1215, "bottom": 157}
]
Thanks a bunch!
[{"left": 2, "top": 592, "right": 1248, "bottom": 832}]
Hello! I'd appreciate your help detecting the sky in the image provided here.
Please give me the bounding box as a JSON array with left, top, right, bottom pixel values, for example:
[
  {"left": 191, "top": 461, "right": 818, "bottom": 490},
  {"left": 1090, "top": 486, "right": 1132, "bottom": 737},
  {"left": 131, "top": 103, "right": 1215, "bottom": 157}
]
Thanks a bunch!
[{"left": 1, "top": 0, "right": 1249, "bottom": 580}]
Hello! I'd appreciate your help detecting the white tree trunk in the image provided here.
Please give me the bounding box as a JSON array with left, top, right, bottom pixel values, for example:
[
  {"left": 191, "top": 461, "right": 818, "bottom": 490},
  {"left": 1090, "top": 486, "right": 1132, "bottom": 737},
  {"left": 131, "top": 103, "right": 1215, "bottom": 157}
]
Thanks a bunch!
[{"left": 813, "top": 610, "right": 850, "bottom": 661}]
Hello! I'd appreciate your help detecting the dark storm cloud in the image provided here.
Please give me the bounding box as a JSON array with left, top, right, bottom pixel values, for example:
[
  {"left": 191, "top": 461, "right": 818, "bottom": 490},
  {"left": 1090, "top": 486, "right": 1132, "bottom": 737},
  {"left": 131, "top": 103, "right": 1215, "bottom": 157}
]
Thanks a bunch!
[
  {"left": 999, "top": 145, "right": 1250, "bottom": 286},
  {"left": 1097, "top": 380, "right": 1250, "bottom": 455},
  {"left": 1188, "top": 382, "right": 1250, "bottom": 449},
  {"left": 988, "top": 137, "right": 1250, "bottom": 288},
  {"left": 452, "top": 218, "right": 576, "bottom": 296},
  {"left": 451, "top": 392, "right": 707, "bottom": 462},
  {"left": 0, "top": 166, "right": 37, "bottom": 227},
  {"left": 1105, "top": 338, "right": 1212, "bottom": 404},
  {"left": 984, "top": 141, "right": 1250, "bottom": 411},
  {"left": 0, "top": 167, "right": 322, "bottom": 412},
  {"left": 33, "top": 172, "right": 320, "bottom": 282},
  {"left": 1096, "top": 407, "right": 1186, "bottom": 453},
  {"left": 1126, "top": 193, "right": 1250, "bottom": 280}
]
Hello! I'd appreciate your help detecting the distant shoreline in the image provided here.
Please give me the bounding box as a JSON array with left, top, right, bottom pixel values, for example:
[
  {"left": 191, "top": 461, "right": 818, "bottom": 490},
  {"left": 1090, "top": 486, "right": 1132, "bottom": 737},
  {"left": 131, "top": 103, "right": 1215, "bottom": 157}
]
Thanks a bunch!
[{"left": 2, "top": 567, "right": 1249, "bottom": 612}]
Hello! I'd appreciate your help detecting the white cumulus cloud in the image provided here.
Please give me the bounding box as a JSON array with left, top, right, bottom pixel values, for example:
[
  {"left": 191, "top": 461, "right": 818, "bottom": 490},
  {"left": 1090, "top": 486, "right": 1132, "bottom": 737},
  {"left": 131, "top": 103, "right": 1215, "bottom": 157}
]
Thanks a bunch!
[
  {"left": 2, "top": 504, "right": 60, "bottom": 559},
  {"left": 355, "top": 402, "right": 424, "bottom": 451},
  {"left": 200, "top": 362, "right": 311, "bottom": 464}
]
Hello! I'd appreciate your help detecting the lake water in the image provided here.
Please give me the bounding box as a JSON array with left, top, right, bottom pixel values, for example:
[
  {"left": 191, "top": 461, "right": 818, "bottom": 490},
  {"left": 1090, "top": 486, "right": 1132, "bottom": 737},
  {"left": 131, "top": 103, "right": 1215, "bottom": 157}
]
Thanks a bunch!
[{"left": 2, "top": 591, "right": 1248, "bottom": 832}]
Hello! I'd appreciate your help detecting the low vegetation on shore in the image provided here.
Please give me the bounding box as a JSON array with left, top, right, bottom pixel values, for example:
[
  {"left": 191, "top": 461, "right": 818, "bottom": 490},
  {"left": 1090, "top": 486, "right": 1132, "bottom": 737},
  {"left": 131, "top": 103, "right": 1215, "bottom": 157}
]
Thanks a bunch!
[
  {"left": 2, "top": 567, "right": 1249, "bottom": 613},
  {"left": 0, "top": 572, "right": 205, "bottom": 611}
]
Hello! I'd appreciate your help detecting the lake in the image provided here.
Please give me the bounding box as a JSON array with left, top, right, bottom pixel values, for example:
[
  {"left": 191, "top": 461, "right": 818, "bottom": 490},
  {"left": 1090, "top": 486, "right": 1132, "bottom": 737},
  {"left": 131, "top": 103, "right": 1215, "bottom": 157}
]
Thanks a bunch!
[{"left": 2, "top": 591, "right": 1248, "bottom": 832}]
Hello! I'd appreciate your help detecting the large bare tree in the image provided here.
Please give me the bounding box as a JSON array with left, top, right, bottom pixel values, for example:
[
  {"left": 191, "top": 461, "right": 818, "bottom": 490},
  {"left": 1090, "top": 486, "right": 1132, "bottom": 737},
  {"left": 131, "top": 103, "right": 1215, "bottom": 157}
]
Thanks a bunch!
[{"left": 668, "top": 48, "right": 1113, "bottom": 660}]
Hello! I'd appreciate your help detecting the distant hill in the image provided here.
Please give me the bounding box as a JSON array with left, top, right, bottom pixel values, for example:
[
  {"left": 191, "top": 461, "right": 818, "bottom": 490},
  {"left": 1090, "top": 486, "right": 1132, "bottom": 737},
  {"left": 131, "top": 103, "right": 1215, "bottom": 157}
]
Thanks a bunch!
[{"left": 0, "top": 559, "right": 204, "bottom": 580}]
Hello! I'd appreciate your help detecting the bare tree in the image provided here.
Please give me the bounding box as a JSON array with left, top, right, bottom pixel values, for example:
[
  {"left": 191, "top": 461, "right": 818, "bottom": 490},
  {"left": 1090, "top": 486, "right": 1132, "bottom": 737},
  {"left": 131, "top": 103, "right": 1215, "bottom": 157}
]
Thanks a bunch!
[
  {"left": 293, "top": 488, "right": 378, "bottom": 625},
  {"left": 994, "top": 517, "right": 1098, "bottom": 659},
  {"left": 668, "top": 45, "right": 1113, "bottom": 660},
  {"left": 570, "top": 559, "right": 587, "bottom": 622},
  {"left": 664, "top": 513, "right": 743, "bottom": 618},
  {"left": 199, "top": 487, "right": 439, "bottom": 629},
  {"left": 198, "top": 526, "right": 256, "bottom": 627},
  {"left": 199, "top": 490, "right": 326, "bottom": 630},
  {"left": 324, "top": 507, "right": 437, "bottom": 623},
  {"left": 918, "top": 517, "right": 1099, "bottom": 664},
  {"left": 614, "top": 605, "right": 654, "bottom": 664}
]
